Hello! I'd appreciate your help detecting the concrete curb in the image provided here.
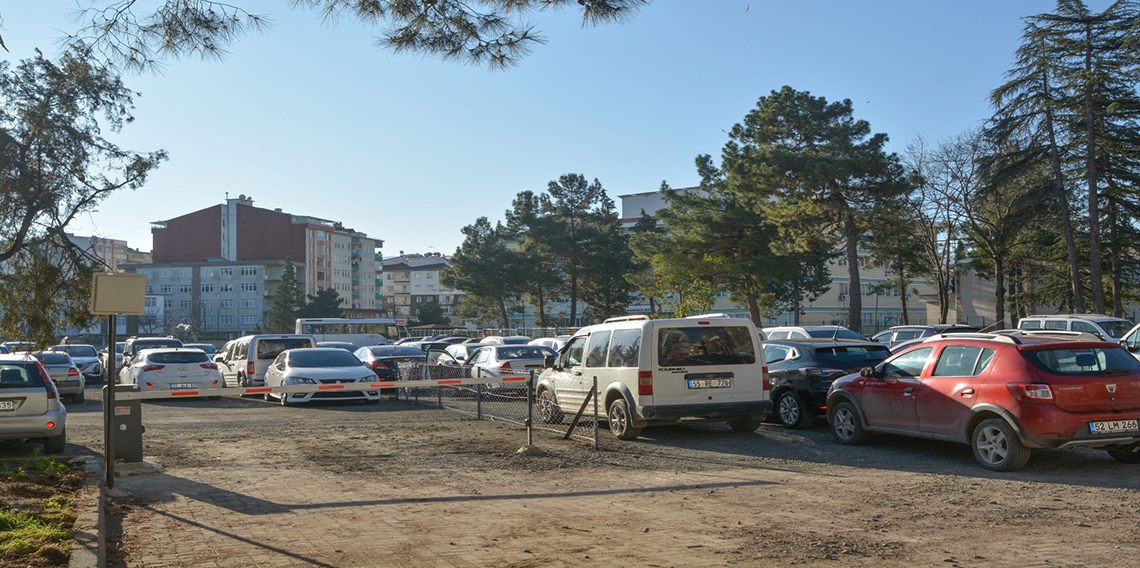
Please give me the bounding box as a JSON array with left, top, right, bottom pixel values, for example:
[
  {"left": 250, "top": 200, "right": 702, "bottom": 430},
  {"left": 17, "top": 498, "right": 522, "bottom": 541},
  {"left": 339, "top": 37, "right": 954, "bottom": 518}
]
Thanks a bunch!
[{"left": 69, "top": 457, "right": 104, "bottom": 568}]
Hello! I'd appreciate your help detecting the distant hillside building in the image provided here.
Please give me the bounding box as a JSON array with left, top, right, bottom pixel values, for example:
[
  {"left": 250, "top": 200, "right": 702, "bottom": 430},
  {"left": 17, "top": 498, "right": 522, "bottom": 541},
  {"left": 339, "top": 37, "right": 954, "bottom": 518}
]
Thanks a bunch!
[{"left": 380, "top": 253, "right": 463, "bottom": 325}]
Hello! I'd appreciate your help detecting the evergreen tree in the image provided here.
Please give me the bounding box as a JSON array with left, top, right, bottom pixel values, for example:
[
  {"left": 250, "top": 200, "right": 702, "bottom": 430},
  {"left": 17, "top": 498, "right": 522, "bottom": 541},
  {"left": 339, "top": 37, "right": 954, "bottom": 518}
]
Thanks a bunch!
[
  {"left": 266, "top": 257, "right": 304, "bottom": 333},
  {"left": 505, "top": 190, "right": 563, "bottom": 327},
  {"left": 580, "top": 192, "right": 635, "bottom": 323},
  {"left": 443, "top": 218, "right": 523, "bottom": 327},
  {"left": 540, "top": 174, "right": 612, "bottom": 326},
  {"left": 412, "top": 301, "right": 448, "bottom": 326},
  {"left": 296, "top": 288, "right": 345, "bottom": 319}
]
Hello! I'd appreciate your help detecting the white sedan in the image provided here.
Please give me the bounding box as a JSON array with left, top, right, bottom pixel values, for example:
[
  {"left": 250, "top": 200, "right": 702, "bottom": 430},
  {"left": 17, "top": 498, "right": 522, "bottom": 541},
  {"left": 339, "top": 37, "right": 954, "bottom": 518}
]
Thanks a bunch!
[
  {"left": 264, "top": 348, "right": 379, "bottom": 406},
  {"left": 119, "top": 348, "right": 223, "bottom": 399},
  {"left": 467, "top": 345, "right": 554, "bottom": 394}
]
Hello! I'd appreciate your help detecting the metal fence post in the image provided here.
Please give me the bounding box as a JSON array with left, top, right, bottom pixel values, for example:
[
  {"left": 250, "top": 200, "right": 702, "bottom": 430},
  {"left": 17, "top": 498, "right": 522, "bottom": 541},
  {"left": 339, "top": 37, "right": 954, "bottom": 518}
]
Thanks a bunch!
[
  {"left": 104, "top": 314, "right": 116, "bottom": 488},
  {"left": 526, "top": 370, "right": 534, "bottom": 447},
  {"left": 477, "top": 383, "right": 482, "bottom": 419},
  {"left": 593, "top": 376, "right": 599, "bottom": 450}
]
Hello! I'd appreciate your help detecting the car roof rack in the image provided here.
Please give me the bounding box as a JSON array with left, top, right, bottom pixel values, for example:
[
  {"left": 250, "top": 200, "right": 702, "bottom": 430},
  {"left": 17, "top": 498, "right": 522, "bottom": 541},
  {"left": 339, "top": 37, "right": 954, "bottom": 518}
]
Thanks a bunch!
[
  {"left": 685, "top": 313, "right": 731, "bottom": 319},
  {"left": 923, "top": 332, "right": 1022, "bottom": 345},
  {"left": 1008, "top": 330, "right": 1104, "bottom": 341},
  {"left": 604, "top": 315, "right": 651, "bottom": 323}
]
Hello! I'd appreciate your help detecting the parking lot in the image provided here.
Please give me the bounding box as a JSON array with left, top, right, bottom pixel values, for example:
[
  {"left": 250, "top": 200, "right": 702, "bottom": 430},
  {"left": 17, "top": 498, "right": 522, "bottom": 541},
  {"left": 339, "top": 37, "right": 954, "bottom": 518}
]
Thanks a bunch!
[{"left": 5, "top": 384, "right": 1137, "bottom": 567}]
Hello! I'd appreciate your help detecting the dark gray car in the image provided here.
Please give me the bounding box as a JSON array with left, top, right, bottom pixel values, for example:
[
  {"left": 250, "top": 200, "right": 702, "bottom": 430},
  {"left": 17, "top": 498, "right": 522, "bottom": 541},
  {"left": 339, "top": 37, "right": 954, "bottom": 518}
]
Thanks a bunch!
[{"left": 763, "top": 339, "right": 890, "bottom": 429}]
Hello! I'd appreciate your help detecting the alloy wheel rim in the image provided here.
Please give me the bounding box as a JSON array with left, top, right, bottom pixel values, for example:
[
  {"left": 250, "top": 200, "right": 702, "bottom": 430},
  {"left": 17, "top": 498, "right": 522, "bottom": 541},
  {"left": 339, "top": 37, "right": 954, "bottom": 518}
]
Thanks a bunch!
[
  {"left": 610, "top": 405, "right": 626, "bottom": 435},
  {"left": 834, "top": 408, "right": 855, "bottom": 439},
  {"left": 779, "top": 395, "right": 800, "bottom": 424},
  {"left": 976, "top": 426, "right": 1008, "bottom": 465}
]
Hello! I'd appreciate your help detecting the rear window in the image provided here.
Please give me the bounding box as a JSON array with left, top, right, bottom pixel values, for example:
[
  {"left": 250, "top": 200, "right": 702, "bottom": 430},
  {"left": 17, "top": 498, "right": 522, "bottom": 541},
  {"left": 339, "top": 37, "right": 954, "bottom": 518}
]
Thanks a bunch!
[
  {"left": 131, "top": 340, "right": 182, "bottom": 354},
  {"left": 497, "top": 347, "right": 550, "bottom": 360},
  {"left": 372, "top": 347, "right": 425, "bottom": 357},
  {"left": 1023, "top": 347, "right": 1140, "bottom": 376},
  {"left": 812, "top": 345, "right": 890, "bottom": 368},
  {"left": 502, "top": 337, "right": 531, "bottom": 345},
  {"left": 148, "top": 352, "right": 210, "bottom": 364},
  {"left": 1097, "top": 320, "right": 1134, "bottom": 338},
  {"left": 256, "top": 338, "right": 314, "bottom": 360},
  {"left": 657, "top": 326, "right": 756, "bottom": 366},
  {"left": 31, "top": 353, "right": 71, "bottom": 366},
  {"left": 1019, "top": 320, "right": 1042, "bottom": 330},
  {"left": 288, "top": 350, "right": 362, "bottom": 368},
  {"left": 57, "top": 346, "right": 98, "bottom": 358},
  {"left": 0, "top": 363, "right": 42, "bottom": 389},
  {"left": 807, "top": 329, "right": 866, "bottom": 341}
]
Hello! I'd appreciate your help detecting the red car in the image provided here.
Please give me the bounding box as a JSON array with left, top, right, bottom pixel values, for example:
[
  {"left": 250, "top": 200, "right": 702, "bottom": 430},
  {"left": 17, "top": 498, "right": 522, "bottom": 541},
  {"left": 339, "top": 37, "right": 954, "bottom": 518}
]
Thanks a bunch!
[{"left": 826, "top": 331, "right": 1140, "bottom": 471}]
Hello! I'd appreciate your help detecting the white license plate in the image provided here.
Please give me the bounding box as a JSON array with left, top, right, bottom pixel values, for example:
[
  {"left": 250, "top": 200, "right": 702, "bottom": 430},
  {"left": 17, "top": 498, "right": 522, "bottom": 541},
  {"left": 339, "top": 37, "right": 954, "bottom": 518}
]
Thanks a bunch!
[
  {"left": 687, "top": 379, "right": 731, "bottom": 389},
  {"left": 1088, "top": 419, "right": 1139, "bottom": 435},
  {"left": 0, "top": 401, "right": 14, "bottom": 411},
  {"left": 170, "top": 383, "right": 196, "bottom": 389}
]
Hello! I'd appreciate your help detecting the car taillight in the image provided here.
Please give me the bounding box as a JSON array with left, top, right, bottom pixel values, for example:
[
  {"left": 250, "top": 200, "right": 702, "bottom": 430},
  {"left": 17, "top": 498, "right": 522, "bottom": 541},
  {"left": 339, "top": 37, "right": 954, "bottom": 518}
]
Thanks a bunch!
[
  {"left": 36, "top": 362, "right": 56, "bottom": 400},
  {"left": 638, "top": 370, "right": 653, "bottom": 396},
  {"left": 501, "top": 361, "right": 512, "bottom": 370},
  {"left": 247, "top": 361, "right": 255, "bottom": 375},
  {"left": 370, "top": 361, "right": 388, "bottom": 369},
  {"left": 763, "top": 379, "right": 771, "bottom": 391},
  {"left": 68, "top": 368, "right": 80, "bottom": 377},
  {"left": 200, "top": 363, "right": 218, "bottom": 370},
  {"left": 1009, "top": 383, "right": 1054, "bottom": 403},
  {"left": 142, "top": 364, "right": 165, "bottom": 372}
]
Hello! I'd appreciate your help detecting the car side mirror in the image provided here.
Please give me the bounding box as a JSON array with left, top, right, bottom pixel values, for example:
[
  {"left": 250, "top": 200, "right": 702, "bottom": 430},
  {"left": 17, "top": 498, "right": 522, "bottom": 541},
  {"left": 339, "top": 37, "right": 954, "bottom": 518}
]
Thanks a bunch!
[
  {"left": 544, "top": 355, "right": 557, "bottom": 368},
  {"left": 213, "top": 354, "right": 225, "bottom": 363},
  {"left": 859, "top": 367, "right": 876, "bottom": 378}
]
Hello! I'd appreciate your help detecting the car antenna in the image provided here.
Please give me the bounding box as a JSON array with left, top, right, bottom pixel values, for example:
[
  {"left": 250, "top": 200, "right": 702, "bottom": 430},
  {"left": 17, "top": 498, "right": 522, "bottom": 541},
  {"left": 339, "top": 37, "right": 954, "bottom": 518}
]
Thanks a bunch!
[{"left": 831, "top": 322, "right": 840, "bottom": 341}]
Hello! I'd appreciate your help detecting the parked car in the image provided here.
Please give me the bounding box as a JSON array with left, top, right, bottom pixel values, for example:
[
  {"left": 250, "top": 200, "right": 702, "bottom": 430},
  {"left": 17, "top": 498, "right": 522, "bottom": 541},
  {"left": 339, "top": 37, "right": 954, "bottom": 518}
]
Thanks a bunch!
[
  {"left": 439, "top": 336, "right": 471, "bottom": 344},
  {"left": 264, "top": 348, "right": 379, "bottom": 406},
  {"left": 480, "top": 335, "right": 533, "bottom": 345},
  {"left": 761, "top": 326, "right": 867, "bottom": 341},
  {"left": 119, "top": 348, "right": 222, "bottom": 399},
  {"left": 1017, "top": 314, "right": 1135, "bottom": 341},
  {"left": 354, "top": 345, "right": 427, "bottom": 382},
  {"left": 401, "top": 341, "right": 452, "bottom": 362},
  {"left": 0, "top": 355, "right": 67, "bottom": 453},
  {"left": 214, "top": 334, "right": 317, "bottom": 387},
  {"left": 467, "top": 345, "right": 555, "bottom": 395},
  {"left": 100, "top": 342, "right": 125, "bottom": 377},
  {"left": 394, "top": 337, "right": 429, "bottom": 345},
  {"left": 763, "top": 340, "right": 890, "bottom": 429},
  {"left": 0, "top": 346, "right": 8, "bottom": 354},
  {"left": 122, "top": 337, "right": 184, "bottom": 367},
  {"left": 871, "top": 325, "right": 979, "bottom": 348},
  {"left": 317, "top": 341, "right": 357, "bottom": 352},
  {"left": 1, "top": 342, "right": 36, "bottom": 353},
  {"left": 827, "top": 331, "right": 1140, "bottom": 471},
  {"left": 183, "top": 343, "right": 218, "bottom": 357},
  {"left": 1121, "top": 323, "right": 1140, "bottom": 361},
  {"left": 529, "top": 336, "right": 572, "bottom": 352},
  {"left": 49, "top": 344, "right": 103, "bottom": 382},
  {"left": 438, "top": 343, "right": 492, "bottom": 365},
  {"left": 536, "top": 314, "right": 772, "bottom": 440},
  {"left": 17, "top": 352, "right": 85, "bottom": 404}
]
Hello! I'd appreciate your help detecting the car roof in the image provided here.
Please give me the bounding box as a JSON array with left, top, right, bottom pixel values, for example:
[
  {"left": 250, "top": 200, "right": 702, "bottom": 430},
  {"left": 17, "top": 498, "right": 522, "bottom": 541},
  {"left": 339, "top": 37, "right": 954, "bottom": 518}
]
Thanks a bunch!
[
  {"left": 0, "top": 354, "right": 43, "bottom": 363},
  {"left": 1021, "top": 314, "right": 1131, "bottom": 322},
  {"left": 919, "top": 330, "right": 1117, "bottom": 348},
  {"left": 141, "top": 348, "right": 206, "bottom": 355},
  {"left": 764, "top": 339, "right": 882, "bottom": 347}
]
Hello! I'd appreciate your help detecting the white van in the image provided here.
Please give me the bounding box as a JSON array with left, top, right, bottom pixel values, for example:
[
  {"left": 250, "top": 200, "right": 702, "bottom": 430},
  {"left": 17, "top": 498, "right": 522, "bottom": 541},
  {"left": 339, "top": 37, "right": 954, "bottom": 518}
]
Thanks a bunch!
[
  {"left": 1017, "top": 314, "right": 1135, "bottom": 341},
  {"left": 215, "top": 334, "right": 316, "bottom": 387},
  {"left": 535, "top": 315, "right": 771, "bottom": 440}
]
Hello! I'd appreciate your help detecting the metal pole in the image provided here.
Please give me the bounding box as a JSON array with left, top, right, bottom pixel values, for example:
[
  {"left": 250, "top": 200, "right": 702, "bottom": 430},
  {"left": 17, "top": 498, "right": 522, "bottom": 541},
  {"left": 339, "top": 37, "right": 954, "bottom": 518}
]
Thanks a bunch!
[
  {"left": 526, "top": 370, "right": 534, "bottom": 447},
  {"left": 104, "top": 315, "right": 116, "bottom": 488},
  {"left": 592, "top": 376, "right": 599, "bottom": 450},
  {"left": 476, "top": 383, "right": 482, "bottom": 419}
]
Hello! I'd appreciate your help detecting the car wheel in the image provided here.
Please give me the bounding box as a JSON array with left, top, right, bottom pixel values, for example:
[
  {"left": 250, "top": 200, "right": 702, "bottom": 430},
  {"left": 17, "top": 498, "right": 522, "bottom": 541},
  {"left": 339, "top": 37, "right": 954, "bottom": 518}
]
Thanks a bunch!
[
  {"left": 279, "top": 392, "right": 292, "bottom": 407},
  {"left": 1107, "top": 444, "right": 1140, "bottom": 464},
  {"left": 972, "top": 418, "right": 1031, "bottom": 471},
  {"left": 830, "top": 401, "right": 869, "bottom": 445},
  {"left": 43, "top": 428, "right": 66, "bottom": 454},
  {"left": 72, "top": 389, "right": 85, "bottom": 405},
  {"left": 537, "top": 389, "right": 564, "bottom": 424},
  {"left": 728, "top": 416, "right": 760, "bottom": 433},
  {"left": 776, "top": 391, "right": 813, "bottom": 429},
  {"left": 237, "top": 374, "right": 247, "bottom": 388},
  {"left": 607, "top": 398, "right": 641, "bottom": 441},
  {"left": 208, "top": 396, "right": 221, "bottom": 401}
]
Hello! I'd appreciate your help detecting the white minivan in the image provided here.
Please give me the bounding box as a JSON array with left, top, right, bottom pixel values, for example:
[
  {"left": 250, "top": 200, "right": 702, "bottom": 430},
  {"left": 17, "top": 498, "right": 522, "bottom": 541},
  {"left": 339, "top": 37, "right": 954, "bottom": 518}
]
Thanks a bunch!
[
  {"left": 215, "top": 334, "right": 317, "bottom": 387},
  {"left": 535, "top": 315, "right": 771, "bottom": 440}
]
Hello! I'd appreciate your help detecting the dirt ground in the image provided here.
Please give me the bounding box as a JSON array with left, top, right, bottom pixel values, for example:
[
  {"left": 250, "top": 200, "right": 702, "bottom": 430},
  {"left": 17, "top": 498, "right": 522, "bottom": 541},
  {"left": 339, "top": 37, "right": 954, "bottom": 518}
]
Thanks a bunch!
[{"left": 11, "top": 386, "right": 1139, "bottom": 566}]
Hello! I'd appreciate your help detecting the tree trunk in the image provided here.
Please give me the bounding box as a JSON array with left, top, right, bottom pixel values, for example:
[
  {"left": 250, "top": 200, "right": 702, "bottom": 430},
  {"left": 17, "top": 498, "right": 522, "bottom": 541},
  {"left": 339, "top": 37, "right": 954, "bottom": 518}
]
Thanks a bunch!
[
  {"left": 792, "top": 281, "right": 801, "bottom": 326},
  {"left": 844, "top": 212, "right": 862, "bottom": 333},
  {"left": 568, "top": 274, "right": 578, "bottom": 327},
  {"left": 1043, "top": 70, "right": 1084, "bottom": 312},
  {"left": 938, "top": 284, "right": 948, "bottom": 325},
  {"left": 1084, "top": 28, "right": 1106, "bottom": 314},
  {"left": 898, "top": 270, "right": 909, "bottom": 325},
  {"left": 1109, "top": 196, "right": 1122, "bottom": 317},
  {"left": 993, "top": 255, "right": 1006, "bottom": 329},
  {"left": 499, "top": 298, "right": 510, "bottom": 329},
  {"left": 743, "top": 275, "right": 761, "bottom": 326},
  {"left": 536, "top": 286, "right": 547, "bottom": 328}
]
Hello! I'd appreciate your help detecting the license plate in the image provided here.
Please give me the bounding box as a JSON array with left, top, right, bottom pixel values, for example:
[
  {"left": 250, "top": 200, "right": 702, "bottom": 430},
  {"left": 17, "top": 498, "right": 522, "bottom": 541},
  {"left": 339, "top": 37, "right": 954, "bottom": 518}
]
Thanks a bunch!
[
  {"left": 0, "top": 401, "right": 14, "bottom": 411},
  {"left": 1089, "top": 419, "right": 1139, "bottom": 435},
  {"left": 170, "top": 383, "right": 196, "bottom": 389},
  {"left": 687, "top": 379, "right": 731, "bottom": 389}
]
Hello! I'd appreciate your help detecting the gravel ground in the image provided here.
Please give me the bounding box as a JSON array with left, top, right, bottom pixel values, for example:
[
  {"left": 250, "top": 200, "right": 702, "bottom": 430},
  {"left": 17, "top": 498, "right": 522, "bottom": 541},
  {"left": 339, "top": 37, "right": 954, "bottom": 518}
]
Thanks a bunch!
[{"left": 1, "top": 384, "right": 1136, "bottom": 566}]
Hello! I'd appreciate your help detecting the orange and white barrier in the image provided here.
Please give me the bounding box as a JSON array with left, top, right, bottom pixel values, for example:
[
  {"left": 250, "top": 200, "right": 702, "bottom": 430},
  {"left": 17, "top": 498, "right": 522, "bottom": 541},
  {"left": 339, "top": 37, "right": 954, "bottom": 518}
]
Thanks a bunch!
[{"left": 113, "top": 375, "right": 529, "bottom": 401}]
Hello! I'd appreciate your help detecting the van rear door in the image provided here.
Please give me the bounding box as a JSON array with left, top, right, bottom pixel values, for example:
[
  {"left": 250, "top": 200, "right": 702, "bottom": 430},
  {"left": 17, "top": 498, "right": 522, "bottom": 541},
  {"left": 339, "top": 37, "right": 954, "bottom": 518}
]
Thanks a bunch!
[{"left": 651, "top": 322, "right": 765, "bottom": 407}]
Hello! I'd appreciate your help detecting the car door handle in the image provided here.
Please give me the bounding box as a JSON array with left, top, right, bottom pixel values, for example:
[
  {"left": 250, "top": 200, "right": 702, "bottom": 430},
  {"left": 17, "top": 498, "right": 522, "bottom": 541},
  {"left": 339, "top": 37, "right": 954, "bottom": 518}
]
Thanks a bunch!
[
  {"left": 903, "top": 387, "right": 915, "bottom": 394},
  {"left": 572, "top": 370, "right": 582, "bottom": 376},
  {"left": 961, "top": 388, "right": 975, "bottom": 395}
]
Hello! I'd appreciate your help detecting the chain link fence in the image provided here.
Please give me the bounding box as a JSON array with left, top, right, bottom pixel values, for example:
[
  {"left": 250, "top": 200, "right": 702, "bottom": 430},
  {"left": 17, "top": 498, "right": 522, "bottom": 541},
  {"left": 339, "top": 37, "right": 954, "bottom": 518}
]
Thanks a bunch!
[{"left": 393, "top": 364, "right": 604, "bottom": 445}]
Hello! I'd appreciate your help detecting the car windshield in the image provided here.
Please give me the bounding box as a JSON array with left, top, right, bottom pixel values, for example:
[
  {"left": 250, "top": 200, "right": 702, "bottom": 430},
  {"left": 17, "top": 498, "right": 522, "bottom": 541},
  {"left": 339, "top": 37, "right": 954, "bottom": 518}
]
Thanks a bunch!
[
  {"left": 186, "top": 344, "right": 217, "bottom": 354},
  {"left": 148, "top": 352, "right": 210, "bottom": 364},
  {"left": 1023, "top": 347, "right": 1140, "bottom": 376},
  {"left": 56, "top": 346, "right": 97, "bottom": 358},
  {"left": 289, "top": 350, "right": 362, "bottom": 368},
  {"left": 132, "top": 340, "right": 181, "bottom": 354},
  {"left": 30, "top": 353, "right": 70, "bottom": 366},
  {"left": 115, "top": 343, "right": 125, "bottom": 354},
  {"left": 0, "top": 363, "right": 41, "bottom": 389},
  {"left": 372, "top": 347, "right": 425, "bottom": 357},
  {"left": 808, "top": 329, "right": 866, "bottom": 340},
  {"left": 257, "top": 338, "right": 313, "bottom": 360},
  {"left": 496, "top": 347, "right": 549, "bottom": 360},
  {"left": 813, "top": 345, "right": 890, "bottom": 368},
  {"left": 657, "top": 326, "right": 756, "bottom": 366},
  {"left": 1096, "top": 320, "right": 1134, "bottom": 338}
]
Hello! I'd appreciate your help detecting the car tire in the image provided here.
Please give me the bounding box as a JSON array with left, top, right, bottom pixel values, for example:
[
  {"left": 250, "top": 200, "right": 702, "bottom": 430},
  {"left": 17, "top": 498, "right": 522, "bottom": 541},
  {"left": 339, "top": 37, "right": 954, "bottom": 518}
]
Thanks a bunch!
[
  {"left": 830, "top": 401, "right": 869, "bottom": 445},
  {"left": 728, "top": 416, "right": 760, "bottom": 433},
  {"left": 972, "top": 418, "right": 1031, "bottom": 472},
  {"left": 72, "top": 389, "right": 85, "bottom": 405},
  {"left": 776, "top": 391, "right": 814, "bottom": 430},
  {"left": 537, "top": 389, "right": 564, "bottom": 424},
  {"left": 607, "top": 398, "right": 641, "bottom": 441},
  {"left": 208, "top": 396, "right": 221, "bottom": 401},
  {"left": 279, "top": 392, "right": 292, "bottom": 407},
  {"left": 43, "top": 428, "right": 66, "bottom": 454},
  {"left": 1107, "top": 444, "right": 1140, "bottom": 464}
]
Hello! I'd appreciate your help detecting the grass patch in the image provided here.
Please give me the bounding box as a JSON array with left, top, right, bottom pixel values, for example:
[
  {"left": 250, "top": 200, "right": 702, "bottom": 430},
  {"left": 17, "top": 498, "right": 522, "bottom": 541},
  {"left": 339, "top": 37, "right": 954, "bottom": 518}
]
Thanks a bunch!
[
  {"left": 0, "top": 509, "right": 73, "bottom": 554},
  {"left": 0, "top": 451, "right": 83, "bottom": 565},
  {"left": 0, "top": 450, "right": 72, "bottom": 482}
]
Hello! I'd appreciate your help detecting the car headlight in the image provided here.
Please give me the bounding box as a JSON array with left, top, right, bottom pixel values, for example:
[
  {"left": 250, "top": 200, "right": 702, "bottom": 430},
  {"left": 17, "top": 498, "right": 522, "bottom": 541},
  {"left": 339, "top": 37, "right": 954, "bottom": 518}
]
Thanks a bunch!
[
  {"left": 359, "top": 376, "right": 374, "bottom": 382},
  {"left": 287, "top": 377, "right": 316, "bottom": 385}
]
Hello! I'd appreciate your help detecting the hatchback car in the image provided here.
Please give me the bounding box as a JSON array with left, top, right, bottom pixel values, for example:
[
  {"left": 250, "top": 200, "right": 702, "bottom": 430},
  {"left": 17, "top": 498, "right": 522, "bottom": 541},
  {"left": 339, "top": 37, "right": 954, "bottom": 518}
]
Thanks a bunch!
[
  {"left": 50, "top": 344, "right": 103, "bottom": 382},
  {"left": 468, "top": 345, "right": 555, "bottom": 394},
  {"left": 763, "top": 340, "right": 890, "bottom": 429},
  {"left": 355, "top": 345, "right": 427, "bottom": 382},
  {"left": 19, "top": 352, "right": 85, "bottom": 404},
  {"left": 265, "top": 348, "right": 380, "bottom": 405},
  {"left": 120, "top": 348, "right": 223, "bottom": 399},
  {"left": 0, "top": 355, "right": 67, "bottom": 453},
  {"left": 827, "top": 331, "right": 1140, "bottom": 471}
]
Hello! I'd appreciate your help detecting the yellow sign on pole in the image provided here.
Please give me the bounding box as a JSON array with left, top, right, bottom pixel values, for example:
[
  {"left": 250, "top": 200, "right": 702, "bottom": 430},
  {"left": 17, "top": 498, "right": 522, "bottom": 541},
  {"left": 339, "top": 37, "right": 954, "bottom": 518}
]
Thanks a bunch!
[{"left": 89, "top": 273, "right": 147, "bottom": 316}]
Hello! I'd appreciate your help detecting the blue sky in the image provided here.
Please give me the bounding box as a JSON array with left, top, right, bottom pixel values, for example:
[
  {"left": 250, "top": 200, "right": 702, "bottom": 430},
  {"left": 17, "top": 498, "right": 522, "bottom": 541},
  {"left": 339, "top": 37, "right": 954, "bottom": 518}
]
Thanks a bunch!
[{"left": 1, "top": 1, "right": 1092, "bottom": 257}]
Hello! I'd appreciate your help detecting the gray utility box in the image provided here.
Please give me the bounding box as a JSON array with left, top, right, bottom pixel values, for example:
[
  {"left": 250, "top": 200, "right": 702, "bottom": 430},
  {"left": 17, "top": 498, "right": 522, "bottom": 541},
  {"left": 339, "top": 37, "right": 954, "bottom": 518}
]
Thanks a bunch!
[{"left": 105, "top": 385, "right": 143, "bottom": 463}]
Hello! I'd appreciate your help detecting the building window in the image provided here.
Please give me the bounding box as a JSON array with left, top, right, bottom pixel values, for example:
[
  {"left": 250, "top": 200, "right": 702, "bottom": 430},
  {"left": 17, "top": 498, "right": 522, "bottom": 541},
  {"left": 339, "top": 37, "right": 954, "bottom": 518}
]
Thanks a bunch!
[
  {"left": 241, "top": 267, "right": 257, "bottom": 276},
  {"left": 203, "top": 300, "right": 215, "bottom": 309},
  {"left": 240, "top": 283, "right": 257, "bottom": 292},
  {"left": 146, "top": 285, "right": 154, "bottom": 294},
  {"left": 179, "top": 268, "right": 192, "bottom": 278},
  {"left": 203, "top": 316, "right": 215, "bottom": 325},
  {"left": 144, "top": 297, "right": 156, "bottom": 308},
  {"left": 219, "top": 268, "right": 233, "bottom": 276},
  {"left": 200, "top": 268, "right": 214, "bottom": 277},
  {"left": 427, "top": 273, "right": 433, "bottom": 279},
  {"left": 159, "top": 285, "right": 173, "bottom": 294},
  {"left": 241, "top": 315, "right": 258, "bottom": 325},
  {"left": 201, "top": 284, "right": 214, "bottom": 293},
  {"left": 179, "top": 284, "right": 192, "bottom": 293},
  {"left": 159, "top": 269, "right": 172, "bottom": 278},
  {"left": 220, "top": 284, "right": 233, "bottom": 292},
  {"left": 180, "top": 300, "right": 192, "bottom": 309},
  {"left": 219, "top": 315, "right": 233, "bottom": 325},
  {"left": 221, "top": 299, "right": 233, "bottom": 308},
  {"left": 241, "top": 299, "right": 259, "bottom": 308},
  {"left": 163, "top": 299, "right": 172, "bottom": 309}
]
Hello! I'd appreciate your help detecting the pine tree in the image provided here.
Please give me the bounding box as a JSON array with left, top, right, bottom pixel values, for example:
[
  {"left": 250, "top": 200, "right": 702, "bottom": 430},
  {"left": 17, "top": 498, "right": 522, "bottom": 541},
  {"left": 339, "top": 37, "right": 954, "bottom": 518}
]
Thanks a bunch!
[
  {"left": 266, "top": 257, "right": 304, "bottom": 333},
  {"left": 296, "top": 288, "right": 345, "bottom": 319},
  {"left": 443, "top": 218, "right": 523, "bottom": 327}
]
